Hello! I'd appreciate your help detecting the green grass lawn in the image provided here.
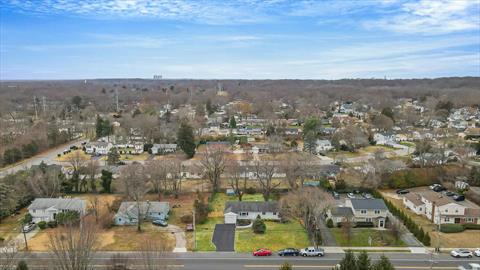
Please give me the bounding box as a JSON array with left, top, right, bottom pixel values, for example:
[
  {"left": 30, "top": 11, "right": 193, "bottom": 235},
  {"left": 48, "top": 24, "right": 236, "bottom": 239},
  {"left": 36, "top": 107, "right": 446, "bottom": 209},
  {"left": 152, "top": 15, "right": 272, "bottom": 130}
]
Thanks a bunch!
[
  {"left": 235, "top": 220, "right": 310, "bottom": 252},
  {"left": 399, "top": 141, "right": 415, "bottom": 147},
  {"left": 210, "top": 193, "right": 266, "bottom": 213},
  {"left": 331, "top": 228, "right": 406, "bottom": 247},
  {"left": 195, "top": 217, "right": 222, "bottom": 251}
]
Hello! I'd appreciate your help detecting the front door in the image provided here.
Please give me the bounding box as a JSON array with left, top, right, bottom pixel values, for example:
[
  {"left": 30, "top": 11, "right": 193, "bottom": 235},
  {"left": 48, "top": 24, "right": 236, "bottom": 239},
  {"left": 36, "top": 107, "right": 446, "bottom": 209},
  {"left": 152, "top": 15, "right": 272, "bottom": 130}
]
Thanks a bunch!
[{"left": 379, "top": 219, "right": 384, "bottom": 228}]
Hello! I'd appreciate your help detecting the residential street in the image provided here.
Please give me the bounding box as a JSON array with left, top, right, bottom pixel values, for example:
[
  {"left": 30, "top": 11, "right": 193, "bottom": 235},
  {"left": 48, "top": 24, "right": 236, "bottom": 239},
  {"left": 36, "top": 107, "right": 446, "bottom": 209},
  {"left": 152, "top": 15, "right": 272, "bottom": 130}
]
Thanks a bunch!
[{"left": 5, "top": 251, "right": 480, "bottom": 270}]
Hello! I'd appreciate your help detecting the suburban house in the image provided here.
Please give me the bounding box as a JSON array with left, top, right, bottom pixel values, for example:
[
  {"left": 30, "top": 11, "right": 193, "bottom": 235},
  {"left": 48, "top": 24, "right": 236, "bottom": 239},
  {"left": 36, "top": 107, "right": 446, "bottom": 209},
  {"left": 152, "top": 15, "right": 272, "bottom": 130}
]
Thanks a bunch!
[
  {"left": 315, "top": 139, "right": 333, "bottom": 153},
  {"left": 373, "top": 133, "right": 395, "bottom": 146},
  {"left": 403, "top": 191, "right": 480, "bottom": 225},
  {"left": 327, "top": 198, "right": 388, "bottom": 228},
  {"left": 85, "top": 141, "right": 113, "bottom": 155},
  {"left": 114, "top": 201, "right": 170, "bottom": 225},
  {"left": 28, "top": 198, "right": 87, "bottom": 223},
  {"left": 151, "top": 144, "right": 177, "bottom": 155},
  {"left": 224, "top": 201, "right": 280, "bottom": 224}
]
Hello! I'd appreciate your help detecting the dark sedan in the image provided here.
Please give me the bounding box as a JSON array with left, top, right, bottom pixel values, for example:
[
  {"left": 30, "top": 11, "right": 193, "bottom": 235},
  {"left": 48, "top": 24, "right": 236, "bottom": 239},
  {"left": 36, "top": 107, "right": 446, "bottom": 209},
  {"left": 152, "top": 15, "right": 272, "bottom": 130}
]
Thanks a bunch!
[{"left": 278, "top": 248, "right": 300, "bottom": 256}]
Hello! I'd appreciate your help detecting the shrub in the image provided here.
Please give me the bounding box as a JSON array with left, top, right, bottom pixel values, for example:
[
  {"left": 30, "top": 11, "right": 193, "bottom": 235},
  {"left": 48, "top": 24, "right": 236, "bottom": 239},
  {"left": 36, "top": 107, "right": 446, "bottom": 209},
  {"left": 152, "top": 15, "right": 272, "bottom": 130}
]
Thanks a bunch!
[
  {"left": 354, "top": 222, "right": 374, "bottom": 228},
  {"left": 326, "top": 218, "right": 334, "bottom": 228},
  {"left": 56, "top": 211, "right": 80, "bottom": 225},
  {"left": 440, "top": 224, "right": 465, "bottom": 233},
  {"left": 16, "top": 260, "right": 29, "bottom": 270},
  {"left": 253, "top": 216, "right": 266, "bottom": 234},
  {"left": 423, "top": 232, "right": 431, "bottom": 246},
  {"left": 23, "top": 213, "right": 33, "bottom": 224},
  {"left": 47, "top": 220, "right": 58, "bottom": 228},
  {"left": 462, "top": 223, "right": 480, "bottom": 230},
  {"left": 37, "top": 221, "right": 47, "bottom": 230},
  {"left": 245, "top": 187, "right": 256, "bottom": 194},
  {"left": 279, "top": 262, "right": 292, "bottom": 270},
  {"left": 0, "top": 237, "right": 4, "bottom": 242},
  {"left": 180, "top": 214, "right": 193, "bottom": 224}
]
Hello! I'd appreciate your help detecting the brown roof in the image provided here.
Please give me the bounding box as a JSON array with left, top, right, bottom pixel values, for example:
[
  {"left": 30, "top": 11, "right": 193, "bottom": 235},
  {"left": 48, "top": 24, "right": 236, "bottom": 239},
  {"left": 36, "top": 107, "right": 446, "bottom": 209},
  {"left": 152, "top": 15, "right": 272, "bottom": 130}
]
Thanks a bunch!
[
  {"left": 464, "top": 208, "right": 480, "bottom": 218},
  {"left": 404, "top": 193, "right": 424, "bottom": 206},
  {"left": 420, "top": 191, "right": 453, "bottom": 206}
]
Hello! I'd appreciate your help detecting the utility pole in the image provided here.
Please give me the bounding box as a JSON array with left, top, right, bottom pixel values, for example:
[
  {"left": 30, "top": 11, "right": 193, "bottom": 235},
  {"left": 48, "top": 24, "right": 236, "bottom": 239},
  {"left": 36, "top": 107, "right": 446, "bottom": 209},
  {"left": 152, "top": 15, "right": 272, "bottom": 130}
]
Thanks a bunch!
[
  {"left": 33, "top": 96, "right": 38, "bottom": 120},
  {"left": 22, "top": 229, "right": 28, "bottom": 251},
  {"left": 193, "top": 209, "right": 196, "bottom": 251},
  {"left": 115, "top": 88, "right": 119, "bottom": 112},
  {"left": 42, "top": 96, "right": 46, "bottom": 114}
]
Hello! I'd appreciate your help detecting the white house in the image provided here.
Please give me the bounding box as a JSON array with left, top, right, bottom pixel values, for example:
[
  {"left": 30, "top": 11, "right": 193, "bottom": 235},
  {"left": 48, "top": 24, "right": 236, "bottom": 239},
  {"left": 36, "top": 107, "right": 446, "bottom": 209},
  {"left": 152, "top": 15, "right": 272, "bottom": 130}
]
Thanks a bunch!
[
  {"left": 151, "top": 144, "right": 177, "bottom": 155},
  {"left": 85, "top": 141, "right": 113, "bottom": 155},
  {"left": 403, "top": 191, "right": 480, "bottom": 225},
  {"left": 28, "top": 198, "right": 86, "bottom": 223},
  {"left": 114, "top": 201, "right": 170, "bottom": 225},
  {"left": 224, "top": 201, "right": 279, "bottom": 224},
  {"left": 374, "top": 133, "right": 395, "bottom": 146},
  {"left": 315, "top": 139, "right": 333, "bottom": 153},
  {"left": 343, "top": 198, "right": 389, "bottom": 228}
]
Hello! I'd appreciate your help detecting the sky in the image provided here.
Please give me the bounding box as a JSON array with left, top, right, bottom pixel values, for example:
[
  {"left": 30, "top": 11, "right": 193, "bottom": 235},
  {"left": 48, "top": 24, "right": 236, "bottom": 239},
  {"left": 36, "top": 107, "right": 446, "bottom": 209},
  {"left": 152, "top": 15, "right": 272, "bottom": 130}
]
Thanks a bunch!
[{"left": 0, "top": 0, "right": 479, "bottom": 80}]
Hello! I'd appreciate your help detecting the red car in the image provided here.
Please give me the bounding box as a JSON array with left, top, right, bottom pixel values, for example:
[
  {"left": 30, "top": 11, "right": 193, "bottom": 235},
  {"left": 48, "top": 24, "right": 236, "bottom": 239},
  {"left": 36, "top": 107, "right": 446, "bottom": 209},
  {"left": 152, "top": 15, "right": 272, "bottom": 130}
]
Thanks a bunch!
[{"left": 253, "top": 248, "right": 272, "bottom": 256}]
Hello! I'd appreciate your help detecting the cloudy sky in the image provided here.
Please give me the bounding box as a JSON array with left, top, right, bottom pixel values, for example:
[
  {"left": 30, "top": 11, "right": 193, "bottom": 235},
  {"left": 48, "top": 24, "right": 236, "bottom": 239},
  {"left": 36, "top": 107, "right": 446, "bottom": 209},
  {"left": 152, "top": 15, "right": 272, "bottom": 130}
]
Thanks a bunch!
[{"left": 1, "top": 0, "right": 479, "bottom": 79}]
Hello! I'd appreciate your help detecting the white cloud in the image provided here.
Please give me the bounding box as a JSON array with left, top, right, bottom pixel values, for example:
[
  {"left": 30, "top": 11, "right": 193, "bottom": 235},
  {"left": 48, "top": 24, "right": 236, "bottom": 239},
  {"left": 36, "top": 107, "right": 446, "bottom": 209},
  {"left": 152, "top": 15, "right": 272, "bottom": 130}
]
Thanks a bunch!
[{"left": 366, "top": 0, "right": 480, "bottom": 34}]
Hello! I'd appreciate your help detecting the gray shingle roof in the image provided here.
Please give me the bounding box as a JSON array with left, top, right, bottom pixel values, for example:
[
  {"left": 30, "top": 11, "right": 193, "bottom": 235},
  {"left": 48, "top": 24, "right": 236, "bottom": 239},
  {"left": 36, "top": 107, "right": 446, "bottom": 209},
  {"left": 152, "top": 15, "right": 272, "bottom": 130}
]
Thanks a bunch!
[
  {"left": 330, "top": 206, "right": 353, "bottom": 216},
  {"left": 117, "top": 201, "right": 170, "bottom": 219},
  {"left": 349, "top": 198, "right": 387, "bottom": 210},
  {"left": 224, "top": 201, "right": 278, "bottom": 214},
  {"left": 28, "top": 198, "right": 86, "bottom": 212}
]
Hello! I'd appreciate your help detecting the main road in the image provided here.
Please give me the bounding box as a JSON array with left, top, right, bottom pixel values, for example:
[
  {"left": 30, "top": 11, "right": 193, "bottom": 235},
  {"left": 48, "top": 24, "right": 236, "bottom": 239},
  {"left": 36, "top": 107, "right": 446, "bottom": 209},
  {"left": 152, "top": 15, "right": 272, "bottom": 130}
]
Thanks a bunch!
[{"left": 9, "top": 252, "right": 480, "bottom": 269}]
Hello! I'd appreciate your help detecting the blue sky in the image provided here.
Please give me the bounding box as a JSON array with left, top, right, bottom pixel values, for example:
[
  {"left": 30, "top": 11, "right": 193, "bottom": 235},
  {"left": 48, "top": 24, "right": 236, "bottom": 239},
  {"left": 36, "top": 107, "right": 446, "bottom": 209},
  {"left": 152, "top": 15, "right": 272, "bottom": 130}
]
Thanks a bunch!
[{"left": 0, "top": 0, "right": 479, "bottom": 79}]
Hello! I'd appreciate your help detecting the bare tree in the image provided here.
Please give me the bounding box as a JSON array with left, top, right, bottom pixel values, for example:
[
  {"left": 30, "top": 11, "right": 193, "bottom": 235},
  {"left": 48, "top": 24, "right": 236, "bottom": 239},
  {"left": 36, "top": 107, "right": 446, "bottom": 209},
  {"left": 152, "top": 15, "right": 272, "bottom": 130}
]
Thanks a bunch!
[
  {"left": 0, "top": 240, "right": 19, "bottom": 270},
  {"left": 226, "top": 160, "right": 247, "bottom": 201},
  {"left": 168, "top": 156, "right": 184, "bottom": 199},
  {"left": 138, "top": 237, "right": 173, "bottom": 270},
  {"left": 85, "top": 160, "right": 99, "bottom": 193},
  {"left": 254, "top": 157, "right": 281, "bottom": 201},
  {"left": 389, "top": 219, "right": 404, "bottom": 243},
  {"left": 28, "top": 166, "right": 63, "bottom": 197},
  {"left": 119, "top": 163, "right": 149, "bottom": 232},
  {"left": 67, "top": 151, "right": 87, "bottom": 192},
  {"left": 341, "top": 216, "right": 354, "bottom": 246},
  {"left": 48, "top": 219, "right": 97, "bottom": 270},
  {"left": 200, "top": 144, "right": 227, "bottom": 194},
  {"left": 146, "top": 160, "right": 168, "bottom": 200}
]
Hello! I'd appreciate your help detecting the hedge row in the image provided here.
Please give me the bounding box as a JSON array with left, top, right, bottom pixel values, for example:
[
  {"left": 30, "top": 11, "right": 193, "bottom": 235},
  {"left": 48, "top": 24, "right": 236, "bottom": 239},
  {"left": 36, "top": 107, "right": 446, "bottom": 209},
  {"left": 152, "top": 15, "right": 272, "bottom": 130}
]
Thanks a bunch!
[
  {"left": 372, "top": 190, "right": 431, "bottom": 246},
  {"left": 440, "top": 224, "right": 464, "bottom": 233}
]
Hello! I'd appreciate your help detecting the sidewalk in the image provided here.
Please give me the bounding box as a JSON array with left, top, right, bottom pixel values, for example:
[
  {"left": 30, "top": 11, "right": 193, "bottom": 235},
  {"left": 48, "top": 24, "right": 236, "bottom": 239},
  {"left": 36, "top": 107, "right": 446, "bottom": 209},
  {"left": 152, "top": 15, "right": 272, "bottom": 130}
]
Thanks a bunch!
[{"left": 322, "top": 246, "right": 428, "bottom": 254}]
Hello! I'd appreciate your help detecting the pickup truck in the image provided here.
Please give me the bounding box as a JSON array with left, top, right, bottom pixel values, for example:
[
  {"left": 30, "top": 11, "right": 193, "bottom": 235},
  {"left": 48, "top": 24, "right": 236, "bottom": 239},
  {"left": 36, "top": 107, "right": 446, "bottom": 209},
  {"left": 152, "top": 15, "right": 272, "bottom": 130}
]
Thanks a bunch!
[{"left": 299, "top": 247, "right": 324, "bottom": 257}]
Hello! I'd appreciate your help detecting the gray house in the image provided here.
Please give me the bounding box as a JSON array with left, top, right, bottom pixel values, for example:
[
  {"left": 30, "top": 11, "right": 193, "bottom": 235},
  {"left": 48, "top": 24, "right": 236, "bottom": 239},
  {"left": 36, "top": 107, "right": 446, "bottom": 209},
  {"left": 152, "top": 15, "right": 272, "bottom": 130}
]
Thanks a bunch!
[
  {"left": 28, "top": 198, "right": 86, "bottom": 223},
  {"left": 327, "top": 198, "right": 388, "bottom": 228},
  {"left": 114, "top": 201, "right": 170, "bottom": 225},
  {"left": 151, "top": 144, "right": 177, "bottom": 155},
  {"left": 224, "top": 201, "right": 279, "bottom": 224}
]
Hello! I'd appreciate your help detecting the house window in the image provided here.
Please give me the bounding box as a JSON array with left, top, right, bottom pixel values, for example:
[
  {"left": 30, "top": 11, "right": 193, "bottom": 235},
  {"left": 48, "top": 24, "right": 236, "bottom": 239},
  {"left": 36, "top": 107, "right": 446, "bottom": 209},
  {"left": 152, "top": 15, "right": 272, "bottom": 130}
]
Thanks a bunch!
[
  {"left": 444, "top": 217, "right": 450, "bottom": 222},
  {"left": 360, "top": 210, "right": 367, "bottom": 214},
  {"left": 455, "top": 209, "right": 458, "bottom": 213},
  {"left": 33, "top": 210, "right": 36, "bottom": 213},
  {"left": 467, "top": 218, "right": 473, "bottom": 223},
  {"left": 445, "top": 209, "right": 448, "bottom": 213},
  {"left": 374, "top": 210, "right": 380, "bottom": 214},
  {"left": 419, "top": 208, "right": 422, "bottom": 211},
  {"left": 366, "top": 218, "right": 372, "bottom": 222},
  {"left": 240, "top": 212, "right": 248, "bottom": 216},
  {"left": 273, "top": 212, "right": 277, "bottom": 216},
  {"left": 262, "top": 212, "right": 266, "bottom": 215}
]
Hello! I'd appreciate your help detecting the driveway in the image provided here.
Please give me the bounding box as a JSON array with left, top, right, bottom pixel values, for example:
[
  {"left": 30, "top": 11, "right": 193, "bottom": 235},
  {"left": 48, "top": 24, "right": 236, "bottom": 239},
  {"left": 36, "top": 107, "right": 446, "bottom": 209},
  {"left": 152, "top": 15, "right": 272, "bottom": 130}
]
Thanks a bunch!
[
  {"left": 317, "top": 217, "right": 338, "bottom": 246},
  {"left": 212, "top": 224, "right": 235, "bottom": 252},
  {"left": 153, "top": 224, "right": 187, "bottom": 252}
]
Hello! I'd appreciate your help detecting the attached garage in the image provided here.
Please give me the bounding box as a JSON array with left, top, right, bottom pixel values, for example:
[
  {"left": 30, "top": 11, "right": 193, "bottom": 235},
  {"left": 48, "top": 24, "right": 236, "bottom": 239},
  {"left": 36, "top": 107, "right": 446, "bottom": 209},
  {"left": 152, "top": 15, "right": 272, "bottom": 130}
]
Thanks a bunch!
[{"left": 224, "top": 212, "right": 237, "bottom": 224}]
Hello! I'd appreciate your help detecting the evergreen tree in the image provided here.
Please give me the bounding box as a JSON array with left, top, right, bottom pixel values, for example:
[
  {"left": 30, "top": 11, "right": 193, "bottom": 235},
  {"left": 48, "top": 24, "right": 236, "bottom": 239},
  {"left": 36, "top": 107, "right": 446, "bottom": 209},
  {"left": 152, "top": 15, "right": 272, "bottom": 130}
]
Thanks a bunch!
[
  {"left": 229, "top": 116, "right": 237, "bottom": 128},
  {"left": 177, "top": 121, "right": 196, "bottom": 158},
  {"left": 304, "top": 130, "right": 317, "bottom": 154},
  {"left": 253, "top": 215, "right": 266, "bottom": 234},
  {"left": 100, "top": 170, "right": 113, "bottom": 193},
  {"left": 16, "top": 260, "right": 29, "bottom": 270},
  {"left": 373, "top": 255, "right": 395, "bottom": 270},
  {"left": 337, "top": 250, "right": 357, "bottom": 270},
  {"left": 357, "top": 251, "right": 372, "bottom": 270},
  {"left": 107, "top": 147, "right": 120, "bottom": 165}
]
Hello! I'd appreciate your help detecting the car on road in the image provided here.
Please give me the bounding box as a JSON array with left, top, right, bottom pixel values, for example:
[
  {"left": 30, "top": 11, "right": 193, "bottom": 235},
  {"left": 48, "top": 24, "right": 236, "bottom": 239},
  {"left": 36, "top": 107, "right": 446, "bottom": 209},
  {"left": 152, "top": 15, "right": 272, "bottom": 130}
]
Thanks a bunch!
[
  {"left": 474, "top": 248, "right": 480, "bottom": 257},
  {"left": 152, "top": 219, "right": 168, "bottom": 227},
  {"left": 253, "top": 248, "right": 272, "bottom": 256},
  {"left": 22, "top": 222, "right": 36, "bottom": 233},
  {"left": 347, "top": 193, "right": 355, "bottom": 199},
  {"left": 453, "top": 194, "right": 465, "bottom": 201},
  {"left": 299, "top": 247, "right": 324, "bottom": 257},
  {"left": 278, "top": 248, "right": 299, "bottom": 256},
  {"left": 396, "top": 189, "right": 410, "bottom": 195},
  {"left": 442, "top": 191, "right": 455, "bottom": 197},
  {"left": 451, "top": 249, "right": 473, "bottom": 258}
]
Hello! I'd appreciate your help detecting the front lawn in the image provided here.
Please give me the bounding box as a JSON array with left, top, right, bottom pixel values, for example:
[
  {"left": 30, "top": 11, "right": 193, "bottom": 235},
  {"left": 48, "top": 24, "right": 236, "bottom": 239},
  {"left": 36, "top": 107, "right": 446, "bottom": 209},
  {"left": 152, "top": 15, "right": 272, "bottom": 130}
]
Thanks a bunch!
[
  {"left": 235, "top": 220, "right": 310, "bottom": 252},
  {"left": 195, "top": 217, "right": 222, "bottom": 251},
  {"left": 331, "top": 228, "right": 406, "bottom": 247}
]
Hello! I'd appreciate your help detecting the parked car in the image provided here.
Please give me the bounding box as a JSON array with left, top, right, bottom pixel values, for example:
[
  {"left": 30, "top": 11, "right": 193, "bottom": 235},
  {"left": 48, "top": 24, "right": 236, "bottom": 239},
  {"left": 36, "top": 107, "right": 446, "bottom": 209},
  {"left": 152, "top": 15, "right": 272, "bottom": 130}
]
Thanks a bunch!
[
  {"left": 186, "top": 223, "right": 194, "bottom": 231},
  {"left": 362, "top": 193, "right": 373, "bottom": 199},
  {"left": 451, "top": 249, "right": 473, "bottom": 258},
  {"left": 152, "top": 219, "right": 168, "bottom": 227},
  {"left": 429, "top": 184, "right": 441, "bottom": 190},
  {"left": 432, "top": 185, "right": 446, "bottom": 192},
  {"left": 453, "top": 194, "right": 465, "bottom": 201},
  {"left": 332, "top": 191, "right": 340, "bottom": 199},
  {"left": 299, "top": 247, "right": 324, "bottom": 257},
  {"left": 22, "top": 222, "right": 36, "bottom": 233},
  {"left": 442, "top": 191, "right": 455, "bottom": 197},
  {"left": 396, "top": 189, "right": 410, "bottom": 195},
  {"left": 253, "top": 248, "right": 272, "bottom": 256},
  {"left": 347, "top": 193, "right": 355, "bottom": 199},
  {"left": 474, "top": 248, "right": 480, "bottom": 257},
  {"left": 278, "top": 248, "right": 300, "bottom": 256}
]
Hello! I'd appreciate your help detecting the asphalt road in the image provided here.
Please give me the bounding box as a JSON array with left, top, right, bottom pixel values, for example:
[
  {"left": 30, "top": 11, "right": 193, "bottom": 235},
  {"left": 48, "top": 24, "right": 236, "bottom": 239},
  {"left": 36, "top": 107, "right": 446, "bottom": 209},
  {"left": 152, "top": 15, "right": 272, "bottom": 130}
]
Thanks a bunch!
[
  {"left": 7, "top": 252, "right": 480, "bottom": 270},
  {"left": 0, "top": 139, "right": 86, "bottom": 178}
]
